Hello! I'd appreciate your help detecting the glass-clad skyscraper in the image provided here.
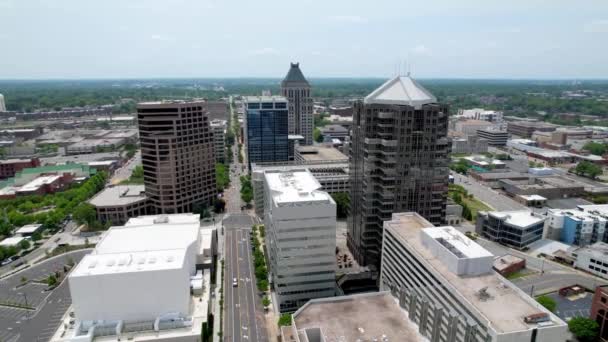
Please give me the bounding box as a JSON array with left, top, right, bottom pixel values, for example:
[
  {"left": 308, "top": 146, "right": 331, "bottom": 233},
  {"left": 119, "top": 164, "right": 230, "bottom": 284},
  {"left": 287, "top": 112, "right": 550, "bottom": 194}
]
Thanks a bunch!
[{"left": 244, "top": 96, "right": 289, "bottom": 168}]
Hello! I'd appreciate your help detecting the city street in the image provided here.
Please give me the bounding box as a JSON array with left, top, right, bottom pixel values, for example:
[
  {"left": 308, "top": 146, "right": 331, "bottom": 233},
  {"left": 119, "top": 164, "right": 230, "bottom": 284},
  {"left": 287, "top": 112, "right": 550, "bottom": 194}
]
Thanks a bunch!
[
  {"left": 0, "top": 220, "right": 78, "bottom": 277},
  {"left": 451, "top": 172, "right": 527, "bottom": 211},
  {"left": 0, "top": 249, "right": 90, "bottom": 342},
  {"left": 110, "top": 151, "right": 141, "bottom": 184}
]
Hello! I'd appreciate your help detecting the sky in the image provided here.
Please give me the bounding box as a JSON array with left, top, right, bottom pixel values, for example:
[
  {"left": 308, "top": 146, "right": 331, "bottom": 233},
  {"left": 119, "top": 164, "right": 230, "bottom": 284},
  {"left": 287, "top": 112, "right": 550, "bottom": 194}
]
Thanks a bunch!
[{"left": 0, "top": 0, "right": 607, "bottom": 79}]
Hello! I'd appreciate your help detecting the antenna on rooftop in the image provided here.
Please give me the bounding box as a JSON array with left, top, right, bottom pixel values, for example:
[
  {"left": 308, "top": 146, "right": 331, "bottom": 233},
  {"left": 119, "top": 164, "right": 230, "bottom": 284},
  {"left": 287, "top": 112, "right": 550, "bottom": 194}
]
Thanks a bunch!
[{"left": 406, "top": 54, "right": 411, "bottom": 77}]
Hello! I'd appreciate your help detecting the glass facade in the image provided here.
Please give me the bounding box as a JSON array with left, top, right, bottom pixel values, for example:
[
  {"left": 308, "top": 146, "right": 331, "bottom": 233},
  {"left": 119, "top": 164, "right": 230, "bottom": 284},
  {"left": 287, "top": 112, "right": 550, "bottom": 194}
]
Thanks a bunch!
[{"left": 246, "top": 100, "right": 289, "bottom": 166}]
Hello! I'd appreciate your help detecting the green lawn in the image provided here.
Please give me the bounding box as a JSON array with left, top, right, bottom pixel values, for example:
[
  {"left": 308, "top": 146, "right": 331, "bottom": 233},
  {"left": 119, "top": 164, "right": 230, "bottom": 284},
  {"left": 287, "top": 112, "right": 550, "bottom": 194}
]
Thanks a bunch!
[{"left": 460, "top": 196, "right": 493, "bottom": 219}]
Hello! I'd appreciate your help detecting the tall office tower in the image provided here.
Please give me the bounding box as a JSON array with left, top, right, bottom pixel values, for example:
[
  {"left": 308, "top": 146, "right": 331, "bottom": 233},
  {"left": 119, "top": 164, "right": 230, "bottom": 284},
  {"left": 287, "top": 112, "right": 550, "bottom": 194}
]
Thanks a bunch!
[
  {"left": 243, "top": 96, "right": 289, "bottom": 167},
  {"left": 0, "top": 94, "right": 6, "bottom": 112},
  {"left": 264, "top": 170, "right": 336, "bottom": 312},
  {"left": 348, "top": 75, "right": 450, "bottom": 268},
  {"left": 281, "top": 63, "right": 314, "bottom": 146},
  {"left": 137, "top": 101, "right": 216, "bottom": 214}
]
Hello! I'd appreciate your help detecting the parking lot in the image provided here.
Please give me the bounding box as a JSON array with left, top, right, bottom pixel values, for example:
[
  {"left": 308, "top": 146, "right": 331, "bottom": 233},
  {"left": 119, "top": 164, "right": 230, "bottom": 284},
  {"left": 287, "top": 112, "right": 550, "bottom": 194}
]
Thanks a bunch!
[
  {"left": 546, "top": 291, "right": 594, "bottom": 321},
  {"left": 0, "top": 249, "right": 90, "bottom": 342}
]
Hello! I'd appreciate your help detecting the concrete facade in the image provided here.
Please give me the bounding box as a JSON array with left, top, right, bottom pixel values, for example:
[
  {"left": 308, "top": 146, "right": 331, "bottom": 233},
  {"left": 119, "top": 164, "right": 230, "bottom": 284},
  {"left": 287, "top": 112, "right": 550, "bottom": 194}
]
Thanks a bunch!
[
  {"left": 281, "top": 63, "right": 314, "bottom": 146},
  {"left": 348, "top": 75, "right": 450, "bottom": 268},
  {"left": 264, "top": 170, "right": 336, "bottom": 312},
  {"left": 476, "top": 211, "right": 545, "bottom": 249},
  {"left": 89, "top": 185, "right": 150, "bottom": 225},
  {"left": 476, "top": 129, "right": 509, "bottom": 146},
  {"left": 137, "top": 101, "right": 216, "bottom": 214},
  {"left": 380, "top": 212, "right": 567, "bottom": 342}
]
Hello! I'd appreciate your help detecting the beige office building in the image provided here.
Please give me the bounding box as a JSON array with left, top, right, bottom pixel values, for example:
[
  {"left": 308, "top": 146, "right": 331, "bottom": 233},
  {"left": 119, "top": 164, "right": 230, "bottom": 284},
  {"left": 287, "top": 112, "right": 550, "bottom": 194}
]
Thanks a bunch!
[{"left": 137, "top": 101, "right": 216, "bottom": 214}]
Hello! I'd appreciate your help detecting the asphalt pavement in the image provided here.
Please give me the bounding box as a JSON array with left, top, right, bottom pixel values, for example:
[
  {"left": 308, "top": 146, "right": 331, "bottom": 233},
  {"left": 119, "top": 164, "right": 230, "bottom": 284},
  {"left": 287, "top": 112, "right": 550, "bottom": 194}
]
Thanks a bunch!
[
  {"left": 222, "top": 133, "right": 267, "bottom": 342},
  {"left": 0, "top": 249, "right": 90, "bottom": 342},
  {"left": 451, "top": 172, "right": 527, "bottom": 211}
]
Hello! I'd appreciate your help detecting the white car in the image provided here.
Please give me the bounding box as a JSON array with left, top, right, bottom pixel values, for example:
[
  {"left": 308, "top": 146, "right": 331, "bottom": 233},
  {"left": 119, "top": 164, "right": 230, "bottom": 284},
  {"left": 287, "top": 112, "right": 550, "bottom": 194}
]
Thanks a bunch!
[{"left": 233, "top": 278, "right": 238, "bottom": 287}]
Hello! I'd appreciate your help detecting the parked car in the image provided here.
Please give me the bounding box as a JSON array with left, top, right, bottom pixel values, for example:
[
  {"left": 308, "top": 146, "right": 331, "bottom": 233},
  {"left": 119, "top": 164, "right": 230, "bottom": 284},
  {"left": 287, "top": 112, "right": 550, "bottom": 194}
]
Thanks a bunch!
[{"left": 233, "top": 278, "right": 238, "bottom": 287}]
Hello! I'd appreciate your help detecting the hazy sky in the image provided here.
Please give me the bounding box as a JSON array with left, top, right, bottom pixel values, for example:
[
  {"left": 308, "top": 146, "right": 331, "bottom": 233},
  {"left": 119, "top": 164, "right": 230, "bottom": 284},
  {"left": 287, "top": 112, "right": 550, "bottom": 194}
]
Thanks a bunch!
[{"left": 1, "top": 0, "right": 607, "bottom": 79}]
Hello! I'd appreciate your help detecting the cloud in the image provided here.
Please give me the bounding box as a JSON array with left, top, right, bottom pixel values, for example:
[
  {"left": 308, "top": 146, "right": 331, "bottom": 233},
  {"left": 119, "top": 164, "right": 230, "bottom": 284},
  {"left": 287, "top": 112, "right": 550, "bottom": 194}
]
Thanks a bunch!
[
  {"left": 248, "top": 47, "right": 279, "bottom": 56},
  {"left": 411, "top": 45, "right": 432, "bottom": 56},
  {"left": 584, "top": 19, "right": 608, "bottom": 33},
  {"left": 328, "top": 15, "right": 368, "bottom": 24},
  {"left": 150, "top": 34, "right": 171, "bottom": 41}
]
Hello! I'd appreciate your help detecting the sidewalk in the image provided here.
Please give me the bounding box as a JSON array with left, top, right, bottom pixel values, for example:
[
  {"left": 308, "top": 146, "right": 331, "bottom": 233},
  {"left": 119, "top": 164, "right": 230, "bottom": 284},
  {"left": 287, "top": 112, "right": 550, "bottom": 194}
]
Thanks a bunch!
[{"left": 212, "top": 218, "right": 225, "bottom": 342}]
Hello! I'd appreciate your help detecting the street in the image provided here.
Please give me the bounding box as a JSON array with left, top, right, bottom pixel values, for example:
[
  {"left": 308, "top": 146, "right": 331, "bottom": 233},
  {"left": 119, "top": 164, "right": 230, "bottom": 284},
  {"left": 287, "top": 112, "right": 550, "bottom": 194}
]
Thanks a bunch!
[
  {"left": 222, "top": 104, "right": 268, "bottom": 342},
  {"left": 451, "top": 171, "right": 527, "bottom": 211},
  {"left": 110, "top": 151, "right": 141, "bottom": 184}
]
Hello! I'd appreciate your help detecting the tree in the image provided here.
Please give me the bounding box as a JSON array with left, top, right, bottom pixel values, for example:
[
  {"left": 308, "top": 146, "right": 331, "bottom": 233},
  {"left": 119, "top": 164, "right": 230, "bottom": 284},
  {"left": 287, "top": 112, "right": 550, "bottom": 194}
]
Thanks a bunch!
[
  {"left": 461, "top": 205, "right": 473, "bottom": 221},
  {"left": 193, "top": 203, "right": 211, "bottom": 218},
  {"left": 262, "top": 296, "right": 271, "bottom": 308},
  {"left": 18, "top": 239, "right": 30, "bottom": 250},
  {"left": 215, "top": 163, "right": 230, "bottom": 190},
  {"left": 278, "top": 313, "right": 292, "bottom": 327},
  {"left": 31, "top": 232, "right": 42, "bottom": 242},
  {"left": 575, "top": 161, "right": 603, "bottom": 179},
  {"left": 313, "top": 128, "right": 324, "bottom": 143},
  {"left": 47, "top": 274, "right": 58, "bottom": 287},
  {"left": 568, "top": 317, "right": 599, "bottom": 342},
  {"left": 72, "top": 203, "right": 96, "bottom": 227},
  {"left": 536, "top": 295, "right": 556, "bottom": 313},
  {"left": 257, "top": 279, "right": 268, "bottom": 291},
  {"left": 583, "top": 141, "right": 608, "bottom": 156},
  {"left": 331, "top": 193, "right": 350, "bottom": 218}
]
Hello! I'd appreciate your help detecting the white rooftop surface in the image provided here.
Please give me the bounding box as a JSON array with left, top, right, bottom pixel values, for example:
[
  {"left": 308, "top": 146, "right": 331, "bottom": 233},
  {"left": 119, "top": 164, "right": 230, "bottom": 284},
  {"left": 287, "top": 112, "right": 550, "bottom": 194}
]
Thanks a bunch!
[
  {"left": 265, "top": 170, "right": 332, "bottom": 204},
  {"left": 422, "top": 227, "right": 493, "bottom": 259},
  {"left": 71, "top": 249, "right": 186, "bottom": 277},
  {"left": 520, "top": 194, "right": 547, "bottom": 201},
  {"left": 18, "top": 175, "right": 61, "bottom": 192},
  {"left": 87, "top": 160, "right": 116, "bottom": 166},
  {"left": 95, "top": 214, "right": 200, "bottom": 254},
  {"left": 385, "top": 213, "right": 562, "bottom": 333},
  {"left": 125, "top": 213, "right": 200, "bottom": 227},
  {"left": 0, "top": 236, "right": 25, "bottom": 246},
  {"left": 0, "top": 186, "right": 17, "bottom": 196},
  {"left": 89, "top": 185, "right": 147, "bottom": 207},
  {"left": 526, "top": 239, "right": 573, "bottom": 258},
  {"left": 488, "top": 210, "right": 545, "bottom": 228},
  {"left": 16, "top": 224, "right": 42, "bottom": 234},
  {"left": 578, "top": 204, "right": 608, "bottom": 214},
  {"left": 364, "top": 75, "right": 437, "bottom": 108}
]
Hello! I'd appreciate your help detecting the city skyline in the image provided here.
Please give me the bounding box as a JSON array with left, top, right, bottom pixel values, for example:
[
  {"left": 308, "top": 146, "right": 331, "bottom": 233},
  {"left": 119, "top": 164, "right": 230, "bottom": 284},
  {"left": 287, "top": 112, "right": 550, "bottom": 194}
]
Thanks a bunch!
[{"left": 0, "top": 0, "right": 607, "bottom": 79}]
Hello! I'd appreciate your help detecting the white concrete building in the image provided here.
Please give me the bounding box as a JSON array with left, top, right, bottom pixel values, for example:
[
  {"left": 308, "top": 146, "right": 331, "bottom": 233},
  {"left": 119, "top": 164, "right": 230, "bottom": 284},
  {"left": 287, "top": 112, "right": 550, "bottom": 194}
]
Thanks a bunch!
[
  {"left": 251, "top": 161, "right": 349, "bottom": 217},
  {"left": 380, "top": 212, "right": 567, "bottom": 342},
  {"left": 62, "top": 213, "right": 214, "bottom": 342},
  {"left": 458, "top": 108, "right": 503, "bottom": 123},
  {"left": 572, "top": 242, "right": 608, "bottom": 279},
  {"left": 264, "top": 170, "right": 337, "bottom": 312},
  {"left": 0, "top": 94, "right": 5, "bottom": 112}
]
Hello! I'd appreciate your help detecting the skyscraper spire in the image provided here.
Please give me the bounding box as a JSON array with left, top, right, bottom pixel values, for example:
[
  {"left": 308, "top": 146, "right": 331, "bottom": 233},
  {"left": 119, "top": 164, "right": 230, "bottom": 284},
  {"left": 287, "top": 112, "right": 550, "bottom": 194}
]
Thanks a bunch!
[{"left": 281, "top": 62, "right": 313, "bottom": 145}]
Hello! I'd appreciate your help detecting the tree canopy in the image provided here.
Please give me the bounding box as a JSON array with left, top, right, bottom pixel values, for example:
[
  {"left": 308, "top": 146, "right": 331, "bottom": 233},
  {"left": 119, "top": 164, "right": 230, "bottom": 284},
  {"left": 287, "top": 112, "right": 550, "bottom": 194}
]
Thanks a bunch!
[{"left": 568, "top": 317, "right": 599, "bottom": 342}]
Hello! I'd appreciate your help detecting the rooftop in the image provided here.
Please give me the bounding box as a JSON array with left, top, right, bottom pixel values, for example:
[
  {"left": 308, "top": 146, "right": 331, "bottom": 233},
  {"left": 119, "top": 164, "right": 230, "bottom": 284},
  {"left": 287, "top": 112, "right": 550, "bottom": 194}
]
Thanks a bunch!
[
  {"left": 293, "top": 292, "right": 426, "bottom": 342},
  {"left": 15, "top": 223, "right": 43, "bottom": 235},
  {"left": 295, "top": 145, "right": 348, "bottom": 162},
  {"left": 243, "top": 95, "right": 287, "bottom": 103},
  {"left": 281, "top": 62, "right": 310, "bottom": 87},
  {"left": 89, "top": 185, "right": 147, "bottom": 207},
  {"left": 385, "top": 212, "right": 561, "bottom": 333},
  {"left": 493, "top": 254, "right": 525, "bottom": 272},
  {"left": 265, "top": 170, "right": 332, "bottom": 205},
  {"left": 364, "top": 75, "right": 437, "bottom": 108},
  {"left": 0, "top": 236, "right": 25, "bottom": 246},
  {"left": 457, "top": 119, "right": 495, "bottom": 126},
  {"left": 136, "top": 100, "right": 207, "bottom": 108},
  {"left": 422, "top": 226, "right": 493, "bottom": 259},
  {"left": 95, "top": 214, "right": 200, "bottom": 255},
  {"left": 574, "top": 242, "right": 608, "bottom": 259},
  {"left": 18, "top": 175, "right": 62, "bottom": 192},
  {"left": 487, "top": 210, "right": 545, "bottom": 228},
  {"left": 71, "top": 249, "right": 187, "bottom": 277}
]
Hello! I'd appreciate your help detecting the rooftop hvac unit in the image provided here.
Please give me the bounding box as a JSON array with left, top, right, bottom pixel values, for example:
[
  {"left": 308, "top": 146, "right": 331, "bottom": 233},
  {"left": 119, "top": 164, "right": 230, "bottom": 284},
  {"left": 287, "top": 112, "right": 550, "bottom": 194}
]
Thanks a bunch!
[{"left": 153, "top": 215, "right": 169, "bottom": 224}]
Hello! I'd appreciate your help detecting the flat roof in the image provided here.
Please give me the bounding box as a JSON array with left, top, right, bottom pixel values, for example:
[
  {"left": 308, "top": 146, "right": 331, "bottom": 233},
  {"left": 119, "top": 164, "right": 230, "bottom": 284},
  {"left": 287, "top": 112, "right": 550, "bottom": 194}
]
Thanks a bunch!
[
  {"left": 71, "top": 249, "right": 186, "bottom": 277},
  {"left": 422, "top": 226, "right": 493, "bottom": 259},
  {"left": 16, "top": 224, "right": 43, "bottom": 234},
  {"left": 265, "top": 170, "right": 332, "bottom": 205},
  {"left": 95, "top": 214, "right": 200, "bottom": 255},
  {"left": 493, "top": 254, "right": 525, "bottom": 272},
  {"left": 293, "top": 292, "right": 426, "bottom": 342},
  {"left": 89, "top": 185, "right": 147, "bottom": 207},
  {"left": 0, "top": 158, "right": 35, "bottom": 164},
  {"left": 18, "top": 175, "right": 62, "bottom": 192},
  {"left": 0, "top": 236, "right": 25, "bottom": 246},
  {"left": 243, "top": 95, "right": 287, "bottom": 102},
  {"left": 385, "top": 212, "right": 559, "bottom": 333},
  {"left": 295, "top": 146, "right": 348, "bottom": 162},
  {"left": 575, "top": 242, "right": 608, "bottom": 260},
  {"left": 68, "top": 138, "right": 125, "bottom": 148},
  {"left": 487, "top": 210, "right": 545, "bottom": 228},
  {"left": 137, "top": 100, "right": 207, "bottom": 108},
  {"left": 519, "top": 194, "right": 547, "bottom": 201}
]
